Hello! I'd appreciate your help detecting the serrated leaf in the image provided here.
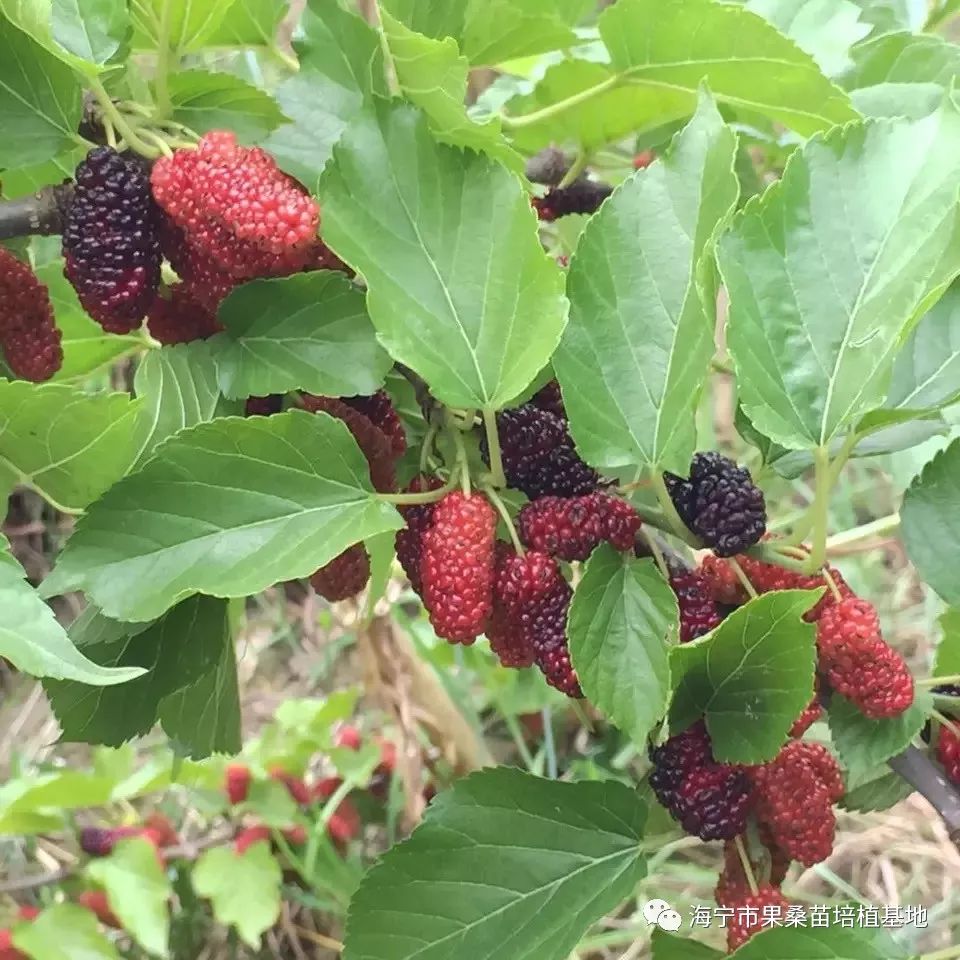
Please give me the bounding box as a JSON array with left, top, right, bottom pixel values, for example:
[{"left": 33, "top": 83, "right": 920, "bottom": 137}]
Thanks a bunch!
[
  {"left": 828, "top": 690, "right": 931, "bottom": 779},
  {"left": 379, "top": 0, "right": 468, "bottom": 38},
  {"left": 168, "top": 70, "right": 286, "bottom": 144},
  {"left": 131, "top": 341, "right": 225, "bottom": 470},
  {"left": 87, "top": 838, "right": 172, "bottom": 957},
  {"left": 652, "top": 930, "right": 723, "bottom": 960},
  {"left": 0, "top": 148, "right": 86, "bottom": 198},
  {"left": 130, "top": 0, "right": 236, "bottom": 53},
  {"left": 42, "top": 410, "right": 403, "bottom": 621},
  {"left": 44, "top": 597, "right": 229, "bottom": 747},
  {"left": 13, "top": 903, "right": 120, "bottom": 960},
  {"left": 380, "top": 11, "right": 521, "bottom": 171},
  {"left": 0, "top": 24, "right": 84, "bottom": 167},
  {"left": 195, "top": 0, "right": 284, "bottom": 48},
  {"left": 555, "top": 93, "right": 738, "bottom": 475},
  {"left": 36, "top": 263, "right": 144, "bottom": 381},
  {"left": 0, "top": 537, "right": 144, "bottom": 685},
  {"left": 159, "top": 625, "right": 241, "bottom": 758},
  {"left": 729, "top": 919, "right": 908, "bottom": 958},
  {"left": 343, "top": 768, "right": 648, "bottom": 960},
  {"left": 260, "top": 0, "right": 385, "bottom": 185},
  {"left": 721, "top": 103, "right": 960, "bottom": 450},
  {"left": 669, "top": 590, "right": 820, "bottom": 764},
  {"left": 746, "top": 0, "right": 871, "bottom": 76},
  {"left": 598, "top": 0, "right": 858, "bottom": 136},
  {"left": 902, "top": 438, "right": 960, "bottom": 605},
  {"left": 934, "top": 608, "right": 960, "bottom": 677},
  {"left": 842, "top": 32, "right": 960, "bottom": 119},
  {"left": 193, "top": 842, "right": 282, "bottom": 947},
  {"left": 841, "top": 766, "right": 913, "bottom": 813},
  {"left": 321, "top": 100, "right": 567, "bottom": 410},
  {"left": 0, "top": 381, "right": 143, "bottom": 512},
  {"left": 210, "top": 272, "right": 392, "bottom": 400},
  {"left": 569, "top": 549, "right": 678, "bottom": 748}
]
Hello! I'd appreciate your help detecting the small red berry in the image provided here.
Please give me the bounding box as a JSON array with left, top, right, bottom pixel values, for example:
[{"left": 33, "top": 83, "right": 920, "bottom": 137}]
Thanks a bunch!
[
  {"left": 225, "top": 764, "right": 252, "bottom": 805},
  {"left": 937, "top": 724, "right": 960, "bottom": 784},
  {"left": 722, "top": 885, "right": 790, "bottom": 951},
  {"left": 0, "top": 248, "right": 62, "bottom": 381},
  {"left": 670, "top": 568, "right": 723, "bottom": 642},
  {"left": 235, "top": 825, "right": 272, "bottom": 854},
  {"left": 270, "top": 769, "right": 310, "bottom": 806},
  {"left": 518, "top": 493, "right": 641, "bottom": 562},
  {"left": 395, "top": 475, "right": 444, "bottom": 597},
  {"left": 310, "top": 543, "right": 371, "bottom": 601},
  {"left": 335, "top": 726, "right": 362, "bottom": 751},
  {"left": 78, "top": 890, "right": 121, "bottom": 928}
]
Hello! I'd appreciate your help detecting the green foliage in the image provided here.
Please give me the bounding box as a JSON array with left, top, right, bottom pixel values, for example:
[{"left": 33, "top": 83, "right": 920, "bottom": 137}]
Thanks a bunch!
[{"left": 12, "top": 903, "right": 120, "bottom": 960}]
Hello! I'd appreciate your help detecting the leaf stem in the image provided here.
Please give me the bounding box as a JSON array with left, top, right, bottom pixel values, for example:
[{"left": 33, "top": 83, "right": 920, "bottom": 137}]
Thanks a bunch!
[
  {"left": 88, "top": 78, "right": 160, "bottom": 158},
  {"left": 448, "top": 413, "right": 471, "bottom": 496},
  {"left": 652, "top": 471, "right": 697, "bottom": 544},
  {"left": 825, "top": 512, "right": 900, "bottom": 552},
  {"left": 640, "top": 528, "right": 669, "bottom": 580},
  {"left": 805, "top": 446, "right": 831, "bottom": 572},
  {"left": 482, "top": 407, "right": 506, "bottom": 489},
  {"left": 735, "top": 835, "right": 759, "bottom": 896},
  {"left": 557, "top": 148, "right": 589, "bottom": 189},
  {"left": 919, "top": 674, "right": 960, "bottom": 688},
  {"left": 728, "top": 558, "right": 758, "bottom": 599},
  {"left": 380, "top": 474, "right": 457, "bottom": 505},
  {"left": 542, "top": 707, "right": 558, "bottom": 779},
  {"left": 419, "top": 420, "right": 439, "bottom": 474},
  {"left": 501, "top": 73, "right": 623, "bottom": 129},
  {"left": 483, "top": 484, "right": 524, "bottom": 554}
]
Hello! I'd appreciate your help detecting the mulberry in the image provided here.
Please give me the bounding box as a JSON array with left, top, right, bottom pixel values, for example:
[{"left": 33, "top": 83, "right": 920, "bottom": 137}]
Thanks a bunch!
[
  {"left": 675, "top": 765, "right": 753, "bottom": 841},
  {"left": 518, "top": 493, "right": 640, "bottom": 562},
  {"left": 670, "top": 568, "right": 723, "bottom": 642},
  {"left": 395, "top": 475, "right": 444, "bottom": 596},
  {"left": 937, "top": 725, "right": 960, "bottom": 785},
  {"left": 310, "top": 543, "right": 370, "bottom": 601},
  {"left": 146, "top": 285, "right": 221, "bottom": 344},
  {"left": 420, "top": 492, "right": 497, "bottom": 643},
  {"left": 63, "top": 147, "right": 162, "bottom": 333},
  {"left": 0, "top": 248, "right": 62, "bottom": 381},
  {"left": 485, "top": 404, "right": 599, "bottom": 500},
  {"left": 816, "top": 598, "right": 914, "bottom": 719},
  {"left": 245, "top": 395, "right": 283, "bottom": 416},
  {"left": 530, "top": 379, "right": 565, "bottom": 419},
  {"left": 722, "top": 886, "right": 790, "bottom": 951},
  {"left": 342, "top": 390, "right": 406, "bottom": 458},
  {"left": 532, "top": 181, "right": 613, "bottom": 221},
  {"left": 664, "top": 452, "right": 766, "bottom": 556},
  {"left": 788, "top": 698, "right": 823, "bottom": 738}
]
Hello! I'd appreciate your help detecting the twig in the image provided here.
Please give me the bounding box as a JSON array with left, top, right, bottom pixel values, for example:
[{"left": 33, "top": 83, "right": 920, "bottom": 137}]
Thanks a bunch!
[
  {"left": 888, "top": 745, "right": 960, "bottom": 846},
  {"left": 0, "top": 185, "right": 75, "bottom": 241}
]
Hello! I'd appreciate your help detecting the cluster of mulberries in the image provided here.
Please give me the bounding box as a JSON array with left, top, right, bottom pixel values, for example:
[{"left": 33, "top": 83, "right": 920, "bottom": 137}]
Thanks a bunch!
[
  {"left": 300, "top": 390, "right": 406, "bottom": 602},
  {"left": 0, "top": 248, "right": 63, "bottom": 381},
  {"left": 63, "top": 147, "right": 162, "bottom": 333},
  {"left": 664, "top": 452, "right": 767, "bottom": 556}
]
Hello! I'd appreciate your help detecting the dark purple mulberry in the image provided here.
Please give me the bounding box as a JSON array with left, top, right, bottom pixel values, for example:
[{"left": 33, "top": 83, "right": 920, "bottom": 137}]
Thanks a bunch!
[
  {"left": 62, "top": 147, "right": 162, "bottom": 333},
  {"left": 310, "top": 543, "right": 371, "bottom": 601},
  {"left": 484, "top": 404, "right": 600, "bottom": 500},
  {"left": 675, "top": 765, "right": 752, "bottom": 841},
  {"left": 532, "top": 181, "right": 613, "bottom": 221},
  {"left": 670, "top": 568, "right": 723, "bottom": 642},
  {"left": 531, "top": 379, "right": 566, "bottom": 419},
  {"left": 664, "top": 452, "right": 766, "bottom": 557}
]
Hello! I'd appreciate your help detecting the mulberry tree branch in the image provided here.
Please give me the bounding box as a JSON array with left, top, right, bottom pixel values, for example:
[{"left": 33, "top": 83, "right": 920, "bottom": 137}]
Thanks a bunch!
[
  {"left": 888, "top": 745, "right": 960, "bottom": 844},
  {"left": 0, "top": 185, "right": 74, "bottom": 241}
]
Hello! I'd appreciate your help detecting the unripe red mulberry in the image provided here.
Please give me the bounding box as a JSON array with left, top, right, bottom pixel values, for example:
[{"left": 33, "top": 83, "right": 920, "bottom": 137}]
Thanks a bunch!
[
  {"left": 225, "top": 764, "right": 252, "bottom": 804},
  {"left": 78, "top": 890, "right": 121, "bottom": 928},
  {"left": 151, "top": 132, "right": 319, "bottom": 279},
  {"left": 664, "top": 452, "right": 766, "bottom": 556},
  {"left": 816, "top": 598, "right": 914, "bottom": 719},
  {"left": 310, "top": 543, "right": 370, "bottom": 601},
  {"left": 342, "top": 390, "right": 406, "bottom": 457},
  {"left": 146, "top": 285, "right": 221, "bottom": 344},
  {"left": 937, "top": 725, "right": 960, "bottom": 785},
  {"left": 0, "top": 248, "right": 62, "bottom": 381},
  {"left": 395, "top": 475, "right": 444, "bottom": 597},
  {"left": 518, "top": 493, "right": 640, "bottom": 561},
  {"left": 269, "top": 769, "right": 310, "bottom": 805},
  {"left": 235, "top": 825, "right": 272, "bottom": 854},
  {"left": 788, "top": 697, "right": 823, "bottom": 738},
  {"left": 63, "top": 147, "right": 162, "bottom": 333},
  {"left": 670, "top": 568, "right": 723, "bottom": 642},
  {"left": 421, "top": 492, "right": 497, "bottom": 643},
  {"left": 722, "top": 885, "right": 790, "bottom": 951}
]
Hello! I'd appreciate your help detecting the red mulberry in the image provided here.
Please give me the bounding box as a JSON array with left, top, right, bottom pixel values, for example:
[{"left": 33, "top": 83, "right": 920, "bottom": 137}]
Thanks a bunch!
[
  {"left": 816, "top": 598, "right": 914, "bottom": 719},
  {"left": 225, "top": 764, "right": 252, "bottom": 804},
  {"left": 420, "top": 492, "right": 497, "bottom": 643},
  {"left": 310, "top": 543, "right": 371, "bottom": 601},
  {"left": 0, "top": 249, "right": 62, "bottom": 381},
  {"left": 937, "top": 724, "right": 960, "bottom": 785},
  {"left": 670, "top": 568, "right": 723, "bottom": 642},
  {"left": 245, "top": 395, "right": 283, "bottom": 416},
  {"left": 664, "top": 452, "right": 766, "bottom": 556},
  {"left": 342, "top": 390, "right": 406, "bottom": 458},
  {"left": 395, "top": 475, "right": 444, "bottom": 597},
  {"left": 63, "top": 147, "right": 162, "bottom": 333},
  {"left": 146, "top": 285, "right": 222, "bottom": 344},
  {"left": 722, "top": 885, "right": 790, "bottom": 951},
  {"left": 518, "top": 493, "right": 640, "bottom": 562}
]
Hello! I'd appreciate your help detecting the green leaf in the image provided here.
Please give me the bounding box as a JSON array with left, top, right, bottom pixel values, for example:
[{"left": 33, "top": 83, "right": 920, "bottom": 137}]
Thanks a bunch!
[
  {"left": 43, "top": 411, "right": 403, "bottom": 621},
  {"left": 260, "top": 0, "right": 386, "bottom": 186},
  {"left": 828, "top": 690, "right": 931, "bottom": 779},
  {"left": 0, "top": 381, "right": 143, "bottom": 512},
  {"left": 721, "top": 102, "right": 960, "bottom": 450},
  {"left": 840, "top": 766, "right": 913, "bottom": 813},
  {"left": 0, "top": 537, "right": 144, "bottom": 685},
  {"left": 210, "top": 273, "right": 392, "bottom": 400},
  {"left": 13, "top": 903, "right": 120, "bottom": 960},
  {"left": 934, "top": 608, "right": 960, "bottom": 677},
  {"left": 0, "top": 148, "right": 86, "bottom": 199},
  {"left": 380, "top": 11, "right": 521, "bottom": 170},
  {"left": 555, "top": 93, "right": 738, "bottom": 475},
  {"left": 652, "top": 930, "right": 723, "bottom": 960},
  {"left": 37, "top": 263, "right": 144, "bottom": 382},
  {"left": 86, "top": 837, "right": 172, "bottom": 957},
  {"left": 669, "top": 590, "right": 820, "bottom": 764},
  {"left": 131, "top": 341, "right": 229, "bottom": 470},
  {"left": 0, "top": 24, "right": 83, "bottom": 167},
  {"left": 568, "top": 549, "right": 678, "bottom": 748},
  {"left": 168, "top": 70, "right": 286, "bottom": 144},
  {"left": 198, "top": 0, "right": 284, "bottom": 48},
  {"left": 343, "top": 769, "right": 648, "bottom": 960},
  {"left": 729, "top": 920, "right": 908, "bottom": 958},
  {"left": 193, "top": 842, "right": 282, "bottom": 948},
  {"left": 882, "top": 283, "right": 960, "bottom": 415},
  {"left": 50, "top": 0, "right": 129, "bottom": 67},
  {"left": 842, "top": 33, "right": 960, "bottom": 119},
  {"left": 0, "top": 769, "right": 117, "bottom": 820},
  {"left": 745, "top": 0, "right": 871, "bottom": 76},
  {"left": 379, "top": 0, "right": 468, "bottom": 38},
  {"left": 850, "top": 0, "right": 924, "bottom": 33},
  {"left": 44, "top": 597, "right": 229, "bottom": 746},
  {"left": 598, "top": 0, "right": 858, "bottom": 137},
  {"left": 321, "top": 100, "right": 567, "bottom": 410},
  {"left": 902, "top": 438, "right": 960, "bottom": 605},
  {"left": 131, "top": 0, "right": 237, "bottom": 53},
  {"left": 159, "top": 624, "right": 241, "bottom": 758}
]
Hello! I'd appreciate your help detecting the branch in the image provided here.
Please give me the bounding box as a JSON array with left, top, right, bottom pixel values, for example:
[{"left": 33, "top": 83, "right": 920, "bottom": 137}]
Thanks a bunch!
[
  {"left": 888, "top": 745, "right": 960, "bottom": 843},
  {"left": 0, "top": 185, "right": 74, "bottom": 241}
]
